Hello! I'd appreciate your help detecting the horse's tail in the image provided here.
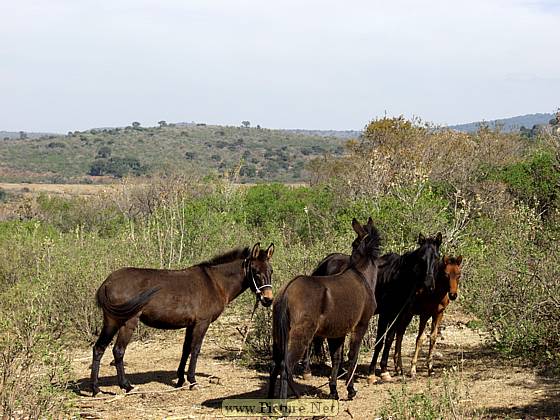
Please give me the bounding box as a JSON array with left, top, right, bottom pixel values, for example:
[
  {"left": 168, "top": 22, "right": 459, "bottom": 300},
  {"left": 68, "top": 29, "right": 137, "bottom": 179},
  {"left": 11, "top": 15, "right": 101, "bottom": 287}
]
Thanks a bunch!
[
  {"left": 96, "top": 284, "right": 159, "bottom": 321},
  {"left": 272, "top": 290, "right": 290, "bottom": 381}
]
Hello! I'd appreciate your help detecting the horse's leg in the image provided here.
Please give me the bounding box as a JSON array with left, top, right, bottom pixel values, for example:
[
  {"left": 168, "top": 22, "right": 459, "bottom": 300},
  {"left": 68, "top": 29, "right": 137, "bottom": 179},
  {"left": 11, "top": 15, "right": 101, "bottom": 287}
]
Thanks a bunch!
[
  {"left": 326, "top": 337, "right": 344, "bottom": 400},
  {"left": 427, "top": 312, "right": 443, "bottom": 375},
  {"left": 394, "top": 312, "right": 413, "bottom": 376},
  {"left": 368, "top": 314, "right": 388, "bottom": 382},
  {"left": 112, "top": 316, "right": 139, "bottom": 392},
  {"left": 175, "top": 325, "right": 194, "bottom": 388},
  {"left": 379, "top": 320, "right": 397, "bottom": 382},
  {"left": 410, "top": 314, "right": 429, "bottom": 377},
  {"left": 284, "top": 326, "right": 315, "bottom": 398},
  {"left": 91, "top": 315, "right": 119, "bottom": 396},
  {"left": 345, "top": 324, "right": 368, "bottom": 400},
  {"left": 302, "top": 344, "right": 312, "bottom": 380},
  {"left": 268, "top": 360, "right": 282, "bottom": 398},
  {"left": 185, "top": 320, "right": 211, "bottom": 389}
]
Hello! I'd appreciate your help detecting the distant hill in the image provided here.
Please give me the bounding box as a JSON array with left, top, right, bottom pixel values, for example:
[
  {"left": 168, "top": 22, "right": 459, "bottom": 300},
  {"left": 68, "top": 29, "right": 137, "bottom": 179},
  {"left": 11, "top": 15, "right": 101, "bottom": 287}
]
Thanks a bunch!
[
  {"left": 0, "top": 124, "right": 346, "bottom": 184},
  {"left": 1, "top": 131, "right": 58, "bottom": 140},
  {"left": 449, "top": 113, "right": 554, "bottom": 133},
  {"left": 280, "top": 129, "right": 361, "bottom": 139}
]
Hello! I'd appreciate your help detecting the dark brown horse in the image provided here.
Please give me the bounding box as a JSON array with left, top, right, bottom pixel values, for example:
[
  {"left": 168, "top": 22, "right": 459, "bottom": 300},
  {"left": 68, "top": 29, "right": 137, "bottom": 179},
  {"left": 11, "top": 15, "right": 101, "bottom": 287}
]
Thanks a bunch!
[
  {"left": 393, "top": 255, "right": 462, "bottom": 377},
  {"left": 269, "top": 218, "right": 381, "bottom": 400},
  {"left": 91, "top": 243, "right": 274, "bottom": 396},
  {"left": 305, "top": 232, "right": 442, "bottom": 384}
]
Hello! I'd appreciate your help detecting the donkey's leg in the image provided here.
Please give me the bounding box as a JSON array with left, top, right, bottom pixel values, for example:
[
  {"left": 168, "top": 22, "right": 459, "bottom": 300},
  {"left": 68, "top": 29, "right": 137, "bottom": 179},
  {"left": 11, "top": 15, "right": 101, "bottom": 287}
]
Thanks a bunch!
[
  {"left": 185, "top": 320, "right": 211, "bottom": 389},
  {"left": 345, "top": 324, "right": 368, "bottom": 400},
  {"left": 427, "top": 312, "right": 444, "bottom": 375},
  {"left": 302, "top": 345, "right": 312, "bottom": 380},
  {"left": 112, "top": 316, "right": 139, "bottom": 392},
  {"left": 284, "top": 327, "right": 315, "bottom": 398},
  {"left": 410, "top": 314, "right": 429, "bottom": 377},
  {"left": 91, "top": 316, "right": 119, "bottom": 396},
  {"left": 368, "top": 315, "right": 388, "bottom": 382},
  {"left": 268, "top": 360, "right": 282, "bottom": 398},
  {"left": 394, "top": 312, "right": 413, "bottom": 376},
  {"left": 327, "top": 337, "right": 345, "bottom": 400},
  {"left": 175, "top": 326, "right": 194, "bottom": 388}
]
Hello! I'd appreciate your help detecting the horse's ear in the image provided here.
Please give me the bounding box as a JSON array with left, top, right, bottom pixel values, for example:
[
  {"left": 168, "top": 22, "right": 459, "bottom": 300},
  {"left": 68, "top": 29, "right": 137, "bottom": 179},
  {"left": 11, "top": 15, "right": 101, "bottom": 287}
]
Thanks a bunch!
[
  {"left": 456, "top": 255, "right": 463, "bottom": 266},
  {"left": 266, "top": 243, "right": 274, "bottom": 259},
  {"left": 251, "top": 243, "right": 261, "bottom": 259},
  {"left": 352, "top": 218, "right": 366, "bottom": 237},
  {"left": 367, "top": 217, "right": 374, "bottom": 227},
  {"left": 443, "top": 255, "right": 450, "bottom": 265},
  {"left": 435, "top": 232, "right": 443, "bottom": 246},
  {"left": 417, "top": 233, "right": 426, "bottom": 244}
]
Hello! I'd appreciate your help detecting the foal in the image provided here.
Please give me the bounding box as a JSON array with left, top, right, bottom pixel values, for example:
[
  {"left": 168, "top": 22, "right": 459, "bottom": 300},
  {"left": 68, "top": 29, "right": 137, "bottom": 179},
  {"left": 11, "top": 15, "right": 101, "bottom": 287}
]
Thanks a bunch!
[
  {"left": 269, "top": 218, "right": 380, "bottom": 400},
  {"left": 393, "top": 256, "right": 462, "bottom": 377},
  {"left": 91, "top": 243, "right": 274, "bottom": 396}
]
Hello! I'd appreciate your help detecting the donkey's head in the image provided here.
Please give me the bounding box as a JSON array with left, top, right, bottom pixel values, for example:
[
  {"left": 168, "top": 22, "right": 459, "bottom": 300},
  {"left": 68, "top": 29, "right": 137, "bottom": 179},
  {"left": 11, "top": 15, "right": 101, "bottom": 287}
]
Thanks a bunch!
[
  {"left": 416, "top": 232, "right": 442, "bottom": 292},
  {"left": 442, "top": 255, "right": 462, "bottom": 301},
  {"left": 245, "top": 242, "right": 275, "bottom": 307}
]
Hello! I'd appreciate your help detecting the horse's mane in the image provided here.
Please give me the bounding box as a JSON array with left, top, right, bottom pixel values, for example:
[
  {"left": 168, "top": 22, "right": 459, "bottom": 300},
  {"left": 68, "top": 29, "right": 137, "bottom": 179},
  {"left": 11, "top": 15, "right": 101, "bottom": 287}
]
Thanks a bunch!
[{"left": 197, "top": 247, "right": 250, "bottom": 267}]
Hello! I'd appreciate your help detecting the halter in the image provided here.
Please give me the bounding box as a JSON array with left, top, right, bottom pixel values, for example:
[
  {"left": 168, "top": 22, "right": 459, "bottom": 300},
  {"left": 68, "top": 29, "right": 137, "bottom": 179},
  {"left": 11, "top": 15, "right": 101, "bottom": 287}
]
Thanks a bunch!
[{"left": 243, "top": 257, "right": 272, "bottom": 295}]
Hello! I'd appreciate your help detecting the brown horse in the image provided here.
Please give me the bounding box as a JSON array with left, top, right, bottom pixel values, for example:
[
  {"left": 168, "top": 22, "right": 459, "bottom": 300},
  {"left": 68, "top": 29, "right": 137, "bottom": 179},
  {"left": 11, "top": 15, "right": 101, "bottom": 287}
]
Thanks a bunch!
[
  {"left": 304, "top": 233, "right": 442, "bottom": 383},
  {"left": 91, "top": 243, "right": 274, "bottom": 396},
  {"left": 393, "top": 255, "right": 462, "bottom": 377},
  {"left": 269, "top": 218, "right": 381, "bottom": 400}
]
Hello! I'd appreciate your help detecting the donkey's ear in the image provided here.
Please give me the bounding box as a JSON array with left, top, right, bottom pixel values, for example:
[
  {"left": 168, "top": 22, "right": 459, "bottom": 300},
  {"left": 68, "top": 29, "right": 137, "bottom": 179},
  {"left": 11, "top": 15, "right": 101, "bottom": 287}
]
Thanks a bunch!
[
  {"left": 367, "top": 217, "right": 374, "bottom": 227},
  {"left": 266, "top": 243, "right": 275, "bottom": 259},
  {"left": 456, "top": 255, "right": 463, "bottom": 266},
  {"left": 352, "top": 218, "right": 366, "bottom": 237},
  {"left": 443, "top": 255, "right": 450, "bottom": 265},
  {"left": 251, "top": 243, "right": 261, "bottom": 259},
  {"left": 417, "top": 233, "right": 426, "bottom": 244},
  {"left": 435, "top": 232, "right": 443, "bottom": 246}
]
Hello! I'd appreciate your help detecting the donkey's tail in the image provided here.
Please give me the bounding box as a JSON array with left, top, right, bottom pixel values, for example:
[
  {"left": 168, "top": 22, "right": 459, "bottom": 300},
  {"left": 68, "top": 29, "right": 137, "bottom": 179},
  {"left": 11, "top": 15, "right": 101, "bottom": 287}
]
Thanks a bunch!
[
  {"left": 96, "top": 285, "right": 159, "bottom": 321},
  {"left": 272, "top": 291, "right": 290, "bottom": 377}
]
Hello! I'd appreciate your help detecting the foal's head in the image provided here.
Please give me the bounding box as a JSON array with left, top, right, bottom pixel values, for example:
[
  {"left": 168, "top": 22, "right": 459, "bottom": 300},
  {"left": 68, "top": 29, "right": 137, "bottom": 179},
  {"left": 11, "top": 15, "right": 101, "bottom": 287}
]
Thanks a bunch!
[
  {"left": 245, "top": 242, "right": 275, "bottom": 307},
  {"left": 442, "top": 255, "right": 462, "bottom": 301},
  {"left": 416, "top": 232, "right": 442, "bottom": 292}
]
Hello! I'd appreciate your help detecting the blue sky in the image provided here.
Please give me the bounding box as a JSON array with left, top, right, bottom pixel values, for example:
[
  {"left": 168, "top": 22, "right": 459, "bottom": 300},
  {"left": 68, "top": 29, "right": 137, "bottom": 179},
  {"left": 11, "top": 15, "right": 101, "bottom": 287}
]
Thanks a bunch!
[{"left": 0, "top": 0, "right": 558, "bottom": 132}]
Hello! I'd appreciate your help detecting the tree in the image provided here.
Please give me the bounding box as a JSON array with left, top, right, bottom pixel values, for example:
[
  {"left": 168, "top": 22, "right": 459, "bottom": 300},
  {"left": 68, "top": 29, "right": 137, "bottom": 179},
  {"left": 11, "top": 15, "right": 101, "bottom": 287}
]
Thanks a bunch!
[
  {"left": 19, "top": 131, "right": 27, "bottom": 140},
  {"left": 158, "top": 120, "right": 167, "bottom": 128},
  {"left": 241, "top": 121, "right": 250, "bottom": 128},
  {"left": 96, "top": 146, "right": 112, "bottom": 158},
  {"left": 132, "top": 121, "right": 141, "bottom": 129}
]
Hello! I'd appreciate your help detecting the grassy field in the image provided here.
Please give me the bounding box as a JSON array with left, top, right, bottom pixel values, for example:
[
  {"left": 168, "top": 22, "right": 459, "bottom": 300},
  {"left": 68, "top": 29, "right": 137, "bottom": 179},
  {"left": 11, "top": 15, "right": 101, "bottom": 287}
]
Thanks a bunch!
[
  {"left": 0, "top": 117, "right": 558, "bottom": 418},
  {"left": 0, "top": 124, "right": 347, "bottom": 184}
]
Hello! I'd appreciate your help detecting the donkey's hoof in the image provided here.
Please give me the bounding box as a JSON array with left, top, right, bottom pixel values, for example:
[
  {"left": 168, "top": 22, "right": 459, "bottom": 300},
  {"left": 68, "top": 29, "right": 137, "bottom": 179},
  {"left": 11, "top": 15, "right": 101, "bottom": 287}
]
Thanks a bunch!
[
  {"left": 302, "top": 372, "right": 313, "bottom": 381},
  {"left": 328, "top": 392, "right": 339, "bottom": 400},
  {"left": 379, "top": 372, "right": 394, "bottom": 383},
  {"left": 91, "top": 386, "right": 101, "bottom": 397},
  {"left": 189, "top": 382, "right": 200, "bottom": 391},
  {"left": 347, "top": 389, "right": 357, "bottom": 400},
  {"left": 367, "top": 374, "right": 377, "bottom": 385}
]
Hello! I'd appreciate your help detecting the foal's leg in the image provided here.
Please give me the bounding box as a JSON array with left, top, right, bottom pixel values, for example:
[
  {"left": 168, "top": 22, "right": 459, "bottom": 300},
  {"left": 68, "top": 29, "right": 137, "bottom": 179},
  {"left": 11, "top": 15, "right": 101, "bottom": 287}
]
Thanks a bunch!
[
  {"left": 345, "top": 324, "right": 368, "bottom": 400},
  {"left": 327, "top": 337, "right": 345, "bottom": 400},
  {"left": 175, "top": 325, "right": 194, "bottom": 388},
  {"left": 91, "top": 315, "right": 119, "bottom": 396},
  {"left": 112, "top": 316, "right": 139, "bottom": 392},
  {"left": 427, "top": 312, "right": 444, "bottom": 375},
  {"left": 185, "top": 320, "right": 211, "bottom": 389},
  {"left": 368, "top": 314, "right": 388, "bottom": 383},
  {"left": 410, "top": 314, "right": 429, "bottom": 377}
]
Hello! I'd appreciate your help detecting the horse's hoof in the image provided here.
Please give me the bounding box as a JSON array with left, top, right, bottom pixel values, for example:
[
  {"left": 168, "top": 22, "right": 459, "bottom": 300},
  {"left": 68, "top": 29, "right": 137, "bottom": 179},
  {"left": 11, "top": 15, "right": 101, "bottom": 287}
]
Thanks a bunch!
[
  {"left": 328, "top": 392, "right": 339, "bottom": 400},
  {"left": 189, "top": 382, "right": 200, "bottom": 391},
  {"left": 91, "top": 386, "right": 101, "bottom": 397},
  {"left": 121, "top": 383, "right": 134, "bottom": 393},
  {"left": 367, "top": 374, "right": 377, "bottom": 385},
  {"left": 175, "top": 379, "right": 185, "bottom": 388},
  {"left": 302, "top": 372, "right": 312, "bottom": 381},
  {"left": 379, "top": 372, "right": 394, "bottom": 383},
  {"left": 347, "top": 389, "right": 357, "bottom": 400}
]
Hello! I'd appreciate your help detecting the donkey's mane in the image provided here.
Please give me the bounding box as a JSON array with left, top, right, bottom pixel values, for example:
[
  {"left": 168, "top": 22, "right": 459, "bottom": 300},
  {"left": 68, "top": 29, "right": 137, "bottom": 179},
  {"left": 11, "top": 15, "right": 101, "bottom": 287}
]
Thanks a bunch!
[{"left": 197, "top": 247, "right": 250, "bottom": 267}]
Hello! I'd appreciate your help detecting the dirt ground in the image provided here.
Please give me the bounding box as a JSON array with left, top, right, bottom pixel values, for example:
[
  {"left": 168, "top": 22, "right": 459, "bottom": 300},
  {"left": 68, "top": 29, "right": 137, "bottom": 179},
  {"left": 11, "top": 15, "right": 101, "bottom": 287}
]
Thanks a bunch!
[{"left": 70, "top": 308, "right": 560, "bottom": 419}]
